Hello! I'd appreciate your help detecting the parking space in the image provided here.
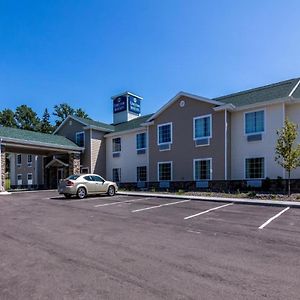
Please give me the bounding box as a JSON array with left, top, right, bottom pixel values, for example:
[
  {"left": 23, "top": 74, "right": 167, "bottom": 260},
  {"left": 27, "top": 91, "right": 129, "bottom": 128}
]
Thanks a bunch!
[{"left": 1, "top": 190, "right": 300, "bottom": 299}]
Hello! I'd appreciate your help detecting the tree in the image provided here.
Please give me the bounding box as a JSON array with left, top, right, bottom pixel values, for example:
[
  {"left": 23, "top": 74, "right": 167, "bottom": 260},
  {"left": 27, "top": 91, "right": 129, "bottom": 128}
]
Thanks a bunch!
[
  {"left": 53, "top": 103, "right": 89, "bottom": 127},
  {"left": 0, "top": 109, "right": 17, "bottom": 127},
  {"left": 14, "top": 105, "right": 40, "bottom": 131},
  {"left": 75, "top": 108, "right": 89, "bottom": 119},
  {"left": 39, "top": 108, "right": 53, "bottom": 134},
  {"left": 275, "top": 119, "right": 300, "bottom": 196},
  {"left": 53, "top": 103, "right": 74, "bottom": 127}
]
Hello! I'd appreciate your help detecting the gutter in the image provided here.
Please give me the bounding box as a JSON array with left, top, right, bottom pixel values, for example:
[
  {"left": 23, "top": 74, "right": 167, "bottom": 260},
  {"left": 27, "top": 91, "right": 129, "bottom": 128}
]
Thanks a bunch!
[{"left": 0, "top": 137, "right": 83, "bottom": 153}]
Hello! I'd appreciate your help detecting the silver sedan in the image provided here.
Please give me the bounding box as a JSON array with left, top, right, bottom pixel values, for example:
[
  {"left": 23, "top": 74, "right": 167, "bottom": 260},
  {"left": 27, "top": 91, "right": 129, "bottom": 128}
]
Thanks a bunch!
[{"left": 58, "top": 174, "right": 118, "bottom": 199}]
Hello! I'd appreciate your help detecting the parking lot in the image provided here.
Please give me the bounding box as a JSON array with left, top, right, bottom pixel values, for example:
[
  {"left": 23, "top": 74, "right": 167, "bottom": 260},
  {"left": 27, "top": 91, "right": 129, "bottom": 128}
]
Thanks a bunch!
[{"left": 1, "top": 191, "right": 300, "bottom": 299}]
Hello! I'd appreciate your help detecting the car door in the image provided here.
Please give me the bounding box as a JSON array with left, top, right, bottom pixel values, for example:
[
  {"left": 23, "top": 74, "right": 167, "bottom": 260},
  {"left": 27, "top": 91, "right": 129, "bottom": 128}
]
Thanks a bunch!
[
  {"left": 91, "top": 175, "right": 106, "bottom": 193},
  {"left": 83, "top": 175, "right": 97, "bottom": 193}
]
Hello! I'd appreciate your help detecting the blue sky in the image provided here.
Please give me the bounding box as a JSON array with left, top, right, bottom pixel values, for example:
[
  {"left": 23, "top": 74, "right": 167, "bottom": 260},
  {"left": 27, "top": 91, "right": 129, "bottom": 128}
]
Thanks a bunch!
[{"left": 1, "top": 0, "right": 300, "bottom": 124}]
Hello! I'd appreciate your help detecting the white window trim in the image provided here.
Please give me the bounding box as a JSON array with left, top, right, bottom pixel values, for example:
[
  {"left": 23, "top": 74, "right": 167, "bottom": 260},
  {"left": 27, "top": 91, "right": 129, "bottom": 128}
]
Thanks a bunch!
[
  {"left": 17, "top": 174, "right": 22, "bottom": 185},
  {"left": 17, "top": 154, "right": 22, "bottom": 167},
  {"left": 157, "top": 122, "right": 173, "bottom": 145},
  {"left": 112, "top": 168, "right": 121, "bottom": 182},
  {"left": 244, "top": 156, "right": 266, "bottom": 180},
  {"left": 75, "top": 131, "right": 85, "bottom": 147},
  {"left": 27, "top": 173, "right": 33, "bottom": 185},
  {"left": 136, "top": 132, "right": 147, "bottom": 150},
  {"left": 244, "top": 109, "right": 266, "bottom": 136},
  {"left": 193, "top": 158, "right": 212, "bottom": 181},
  {"left": 112, "top": 137, "right": 121, "bottom": 153},
  {"left": 27, "top": 154, "right": 33, "bottom": 167},
  {"left": 193, "top": 114, "right": 212, "bottom": 140},
  {"left": 157, "top": 161, "right": 173, "bottom": 181},
  {"left": 137, "top": 166, "right": 147, "bottom": 182}
]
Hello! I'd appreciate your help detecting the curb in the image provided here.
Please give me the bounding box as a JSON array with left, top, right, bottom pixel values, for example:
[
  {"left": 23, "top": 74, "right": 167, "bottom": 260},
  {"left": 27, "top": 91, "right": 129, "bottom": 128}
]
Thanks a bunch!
[{"left": 117, "top": 191, "right": 300, "bottom": 208}]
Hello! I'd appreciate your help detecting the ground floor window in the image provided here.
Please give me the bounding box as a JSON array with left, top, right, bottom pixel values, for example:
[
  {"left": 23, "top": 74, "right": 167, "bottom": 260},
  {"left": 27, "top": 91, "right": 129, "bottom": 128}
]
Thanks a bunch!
[
  {"left": 158, "top": 162, "right": 172, "bottom": 181},
  {"left": 194, "top": 158, "right": 212, "bottom": 180},
  {"left": 17, "top": 174, "right": 22, "bottom": 185},
  {"left": 245, "top": 157, "right": 265, "bottom": 179},
  {"left": 80, "top": 167, "right": 89, "bottom": 174},
  {"left": 112, "top": 168, "right": 121, "bottom": 182},
  {"left": 27, "top": 173, "right": 33, "bottom": 185},
  {"left": 137, "top": 166, "right": 147, "bottom": 182}
]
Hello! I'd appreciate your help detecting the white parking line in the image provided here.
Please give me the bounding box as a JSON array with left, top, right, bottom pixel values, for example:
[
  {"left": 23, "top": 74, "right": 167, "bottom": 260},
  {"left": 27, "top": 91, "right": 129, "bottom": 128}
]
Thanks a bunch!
[
  {"left": 184, "top": 203, "right": 234, "bottom": 220},
  {"left": 132, "top": 199, "right": 190, "bottom": 213},
  {"left": 258, "top": 207, "right": 290, "bottom": 230},
  {"left": 94, "top": 197, "right": 152, "bottom": 207}
]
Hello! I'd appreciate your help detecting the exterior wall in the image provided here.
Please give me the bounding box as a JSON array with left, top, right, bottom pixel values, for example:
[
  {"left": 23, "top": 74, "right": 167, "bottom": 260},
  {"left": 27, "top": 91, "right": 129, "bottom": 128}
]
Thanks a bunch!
[
  {"left": 9, "top": 153, "right": 44, "bottom": 187},
  {"left": 285, "top": 102, "right": 300, "bottom": 178},
  {"left": 106, "top": 129, "right": 148, "bottom": 182},
  {"left": 231, "top": 103, "right": 285, "bottom": 180},
  {"left": 55, "top": 118, "right": 91, "bottom": 171},
  {"left": 148, "top": 96, "right": 226, "bottom": 182},
  {"left": 91, "top": 130, "right": 106, "bottom": 176}
]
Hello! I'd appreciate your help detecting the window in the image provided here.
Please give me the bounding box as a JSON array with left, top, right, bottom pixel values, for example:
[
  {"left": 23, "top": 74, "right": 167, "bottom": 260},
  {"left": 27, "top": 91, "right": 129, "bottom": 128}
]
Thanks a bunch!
[
  {"left": 76, "top": 132, "right": 85, "bottom": 147},
  {"left": 27, "top": 154, "right": 32, "bottom": 167},
  {"left": 136, "top": 133, "right": 147, "bottom": 150},
  {"left": 245, "top": 158, "right": 265, "bottom": 179},
  {"left": 194, "top": 159, "right": 212, "bottom": 181},
  {"left": 17, "top": 154, "right": 22, "bottom": 166},
  {"left": 137, "top": 166, "right": 147, "bottom": 182},
  {"left": 194, "top": 115, "right": 212, "bottom": 140},
  {"left": 112, "top": 138, "right": 121, "bottom": 152},
  {"left": 113, "top": 168, "right": 121, "bottom": 182},
  {"left": 92, "top": 175, "right": 104, "bottom": 182},
  {"left": 158, "top": 123, "right": 172, "bottom": 145},
  {"left": 158, "top": 162, "right": 172, "bottom": 181},
  {"left": 80, "top": 167, "right": 89, "bottom": 174},
  {"left": 245, "top": 110, "right": 264, "bottom": 135},
  {"left": 17, "top": 174, "right": 22, "bottom": 185},
  {"left": 27, "top": 173, "right": 33, "bottom": 185},
  {"left": 83, "top": 175, "right": 94, "bottom": 181}
]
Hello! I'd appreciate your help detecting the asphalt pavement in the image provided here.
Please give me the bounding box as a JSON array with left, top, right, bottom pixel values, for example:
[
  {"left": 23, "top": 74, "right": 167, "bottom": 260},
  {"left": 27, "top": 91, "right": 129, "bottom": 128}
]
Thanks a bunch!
[{"left": 0, "top": 190, "right": 300, "bottom": 299}]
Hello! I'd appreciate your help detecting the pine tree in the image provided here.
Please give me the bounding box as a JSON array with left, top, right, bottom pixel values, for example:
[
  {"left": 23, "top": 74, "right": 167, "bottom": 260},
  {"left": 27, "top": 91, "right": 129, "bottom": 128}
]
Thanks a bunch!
[{"left": 39, "top": 108, "right": 53, "bottom": 133}]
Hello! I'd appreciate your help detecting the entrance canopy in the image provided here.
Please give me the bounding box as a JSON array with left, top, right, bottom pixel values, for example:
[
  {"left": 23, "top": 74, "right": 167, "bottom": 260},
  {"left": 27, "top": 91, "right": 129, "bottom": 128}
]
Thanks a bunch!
[{"left": 0, "top": 126, "right": 83, "bottom": 191}]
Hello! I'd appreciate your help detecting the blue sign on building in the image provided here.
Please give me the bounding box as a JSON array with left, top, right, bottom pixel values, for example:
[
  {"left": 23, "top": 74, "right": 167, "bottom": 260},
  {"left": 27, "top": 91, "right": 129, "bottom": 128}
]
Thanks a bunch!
[
  {"left": 128, "top": 96, "right": 141, "bottom": 115},
  {"left": 113, "top": 96, "right": 127, "bottom": 113}
]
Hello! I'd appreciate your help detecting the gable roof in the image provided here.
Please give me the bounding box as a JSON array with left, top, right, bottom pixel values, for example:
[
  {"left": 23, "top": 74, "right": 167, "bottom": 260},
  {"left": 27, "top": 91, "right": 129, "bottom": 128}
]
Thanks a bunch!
[
  {"left": 0, "top": 126, "right": 82, "bottom": 151},
  {"left": 213, "top": 78, "right": 300, "bottom": 107},
  {"left": 147, "top": 91, "right": 223, "bottom": 122},
  {"left": 53, "top": 115, "right": 114, "bottom": 134},
  {"left": 113, "top": 114, "right": 154, "bottom": 133}
]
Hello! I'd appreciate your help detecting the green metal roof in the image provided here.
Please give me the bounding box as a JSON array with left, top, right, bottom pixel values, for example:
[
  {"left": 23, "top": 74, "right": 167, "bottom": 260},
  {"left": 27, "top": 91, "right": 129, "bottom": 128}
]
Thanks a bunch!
[
  {"left": 0, "top": 126, "right": 81, "bottom": 150},
  {"left": 113, "top": 114, "right": 154, "bottom": 133},
  {"left": 214, "top": 78, "right": 300, "bottom": 107},
  {"left": 75, "top": 116, "right": 115, "bottom": 131}
]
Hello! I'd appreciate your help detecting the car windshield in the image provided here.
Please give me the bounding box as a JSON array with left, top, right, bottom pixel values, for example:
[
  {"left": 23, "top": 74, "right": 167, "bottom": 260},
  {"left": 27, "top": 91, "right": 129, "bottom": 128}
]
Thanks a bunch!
[{"left": 68, "top": 175, "right": 80, "bottom": 180}]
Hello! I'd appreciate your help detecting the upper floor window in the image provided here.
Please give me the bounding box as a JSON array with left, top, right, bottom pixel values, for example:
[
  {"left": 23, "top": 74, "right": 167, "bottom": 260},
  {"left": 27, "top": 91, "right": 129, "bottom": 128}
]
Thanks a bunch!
[
  {"left": 245, "top": 157, "right": 265, "bottom": 179},
  {"left": 76, "top": 132, "right": 85, "bottom": 147},
  {"left": 245, "top": 110, "right": 264, "bottom": 135},
  {"left": 194, "top": 115, "right": 212, "bottom": 140},
  {"left": 158, "top": 123, "right": 172, "bottom": 145},
  {"left": 27, "top": 154, "right": 32, "bottom": 167},
  {"left": 136, "top": 133, "right": 147, "bottom": 150},
  {"left": 112, "top": 137, "right": 121, "bottom": 152},
  {"left": 17, "top": 154, "right": 22, "bottom": 166}
]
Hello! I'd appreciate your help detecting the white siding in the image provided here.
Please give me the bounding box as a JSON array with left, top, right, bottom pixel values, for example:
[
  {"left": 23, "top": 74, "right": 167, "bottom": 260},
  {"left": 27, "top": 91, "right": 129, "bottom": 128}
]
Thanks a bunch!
[
  {"left": 231, "top": 103, "right": 285, "bottom": 180},
  {"left": 106, "top": 129, "right": 148, "bottom": 182}
]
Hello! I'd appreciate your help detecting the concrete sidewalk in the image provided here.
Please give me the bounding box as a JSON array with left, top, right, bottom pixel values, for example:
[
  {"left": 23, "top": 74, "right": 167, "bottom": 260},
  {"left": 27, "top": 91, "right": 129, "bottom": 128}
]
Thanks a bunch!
[{"left": 118, "top": 191, "right": 300, "bottom": 208}]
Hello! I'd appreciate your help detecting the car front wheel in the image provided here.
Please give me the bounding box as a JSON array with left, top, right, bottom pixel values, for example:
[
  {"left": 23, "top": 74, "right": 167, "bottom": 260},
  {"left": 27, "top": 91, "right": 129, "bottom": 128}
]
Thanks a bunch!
[
  {"left": 77, "top": 187, "right": 87, "bottom": 199},
  {"left": 107, "top": 185, "right": 115, "bottom": 196}
]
